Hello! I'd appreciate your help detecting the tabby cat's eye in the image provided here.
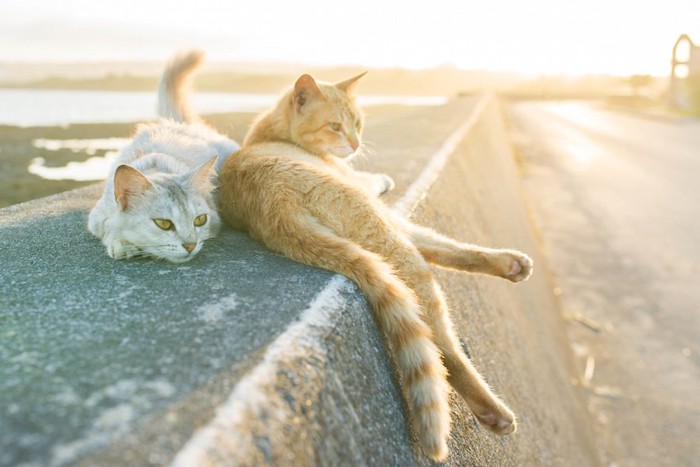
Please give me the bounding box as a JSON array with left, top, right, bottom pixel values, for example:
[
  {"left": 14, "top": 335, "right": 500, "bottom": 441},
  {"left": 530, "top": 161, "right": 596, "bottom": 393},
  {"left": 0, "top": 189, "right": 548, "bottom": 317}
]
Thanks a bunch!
[
  {"left": 328, "top": 122, "right": 342, "bottom": 131},
  {"left": 194, "top": 214, "right": 208, "bottom": 227},
  {"left": 153, "top": 218, "right": 174, "bottom": 231}
]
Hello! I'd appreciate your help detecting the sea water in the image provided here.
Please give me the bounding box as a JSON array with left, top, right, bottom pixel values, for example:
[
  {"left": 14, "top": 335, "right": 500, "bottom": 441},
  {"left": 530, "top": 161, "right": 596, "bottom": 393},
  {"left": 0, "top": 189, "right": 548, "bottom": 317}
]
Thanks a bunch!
[{"left": 3, "top": 89, "right": 446, "bottom": 181}]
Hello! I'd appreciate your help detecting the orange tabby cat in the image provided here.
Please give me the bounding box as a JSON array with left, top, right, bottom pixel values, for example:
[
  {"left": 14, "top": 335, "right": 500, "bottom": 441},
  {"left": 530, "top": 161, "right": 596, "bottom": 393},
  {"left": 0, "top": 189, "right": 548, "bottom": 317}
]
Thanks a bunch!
[{"left": 218, "top": 73, "right": 532, "bottom": 461}]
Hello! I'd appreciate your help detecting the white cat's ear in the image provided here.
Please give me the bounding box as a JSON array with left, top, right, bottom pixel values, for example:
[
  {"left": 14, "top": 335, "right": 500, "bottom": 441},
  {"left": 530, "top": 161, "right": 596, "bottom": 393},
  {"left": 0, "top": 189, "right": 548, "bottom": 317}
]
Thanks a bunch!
[
  {"left": 335, "top": 71, "right": 367, "bottom": 96},
  {"left": 294, "top": 74, "right": 322, "bottom": 112},
  {"left": 190, "top": 156, "right": 218, "bottom": 194},
  {"left": 114, "top": 164, "right": 153, "bottom": 210}
]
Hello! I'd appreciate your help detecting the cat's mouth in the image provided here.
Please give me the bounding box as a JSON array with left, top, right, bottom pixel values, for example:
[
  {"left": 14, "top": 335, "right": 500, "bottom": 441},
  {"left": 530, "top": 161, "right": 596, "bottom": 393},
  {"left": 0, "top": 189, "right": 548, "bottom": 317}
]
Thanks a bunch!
[
  {"left": 166, "top": 244, "right": 203, "bottom": 263},
  {"left": 128, "top": 245, "right": 201, "bottom": 263},
  {"left": 166, "top": 254, "right": 198, "bottom": 264}
]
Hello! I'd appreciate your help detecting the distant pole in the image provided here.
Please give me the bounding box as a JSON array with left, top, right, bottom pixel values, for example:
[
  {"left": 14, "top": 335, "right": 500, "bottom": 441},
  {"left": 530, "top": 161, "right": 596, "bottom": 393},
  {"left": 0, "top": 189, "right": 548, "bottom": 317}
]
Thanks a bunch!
[{"left": 669, "top": 34, "right": 694, "bottom": 109}]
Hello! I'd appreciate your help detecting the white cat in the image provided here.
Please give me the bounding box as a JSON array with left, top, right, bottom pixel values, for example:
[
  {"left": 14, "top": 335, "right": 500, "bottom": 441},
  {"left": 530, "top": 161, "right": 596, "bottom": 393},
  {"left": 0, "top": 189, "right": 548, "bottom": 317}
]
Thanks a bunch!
[{"left": 88, "top": 51, "right": 239, "bottom": 262}]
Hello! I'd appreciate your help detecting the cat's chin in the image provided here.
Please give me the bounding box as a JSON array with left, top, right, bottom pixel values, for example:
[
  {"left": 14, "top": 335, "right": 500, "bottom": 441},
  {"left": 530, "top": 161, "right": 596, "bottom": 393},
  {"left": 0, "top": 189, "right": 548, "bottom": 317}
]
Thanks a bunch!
[
  {"left": 341, "top": 152, "right": 358, "bottom": 162},
  {"left": 325, "top": 145, "right": 357, "bottom": 161},
  {"left": 162, "top": 253, "right": 198, "bottom": 264},
  {"left": 145, "top": 247, "right": 201, "bottom": 264}
]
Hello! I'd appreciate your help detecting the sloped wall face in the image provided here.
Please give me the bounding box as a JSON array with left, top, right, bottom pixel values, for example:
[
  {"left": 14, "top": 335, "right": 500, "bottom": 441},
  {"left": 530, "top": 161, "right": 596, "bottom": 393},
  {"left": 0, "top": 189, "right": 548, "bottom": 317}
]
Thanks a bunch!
[
  {"left": 170, "top": 101, "right": 600, "bottom": 466},
  {"left": 410, "top": 102, "right": 600, "bottom": 465}
]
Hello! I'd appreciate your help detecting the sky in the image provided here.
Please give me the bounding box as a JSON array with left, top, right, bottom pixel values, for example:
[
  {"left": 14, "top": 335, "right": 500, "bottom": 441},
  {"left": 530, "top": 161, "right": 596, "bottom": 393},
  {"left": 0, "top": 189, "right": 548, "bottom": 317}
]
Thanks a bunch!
[{"left": 0, "top": 0, "right": 698, "bottom": 76}]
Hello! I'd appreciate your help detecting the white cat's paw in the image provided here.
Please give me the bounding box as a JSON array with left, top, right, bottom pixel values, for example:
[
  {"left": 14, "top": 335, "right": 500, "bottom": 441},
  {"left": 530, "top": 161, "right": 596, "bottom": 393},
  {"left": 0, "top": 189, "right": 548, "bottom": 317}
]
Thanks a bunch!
[
  {"left": 500, "top": 250, "right": 533, "bottom": 282},
  {"left": 107, "top": 240, "right": 127, "bottom": 260}
]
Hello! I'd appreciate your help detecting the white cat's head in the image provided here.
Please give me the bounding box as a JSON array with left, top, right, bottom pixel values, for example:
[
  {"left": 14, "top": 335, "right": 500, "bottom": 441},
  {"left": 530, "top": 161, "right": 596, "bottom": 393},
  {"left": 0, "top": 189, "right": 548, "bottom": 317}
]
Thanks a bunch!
[{"left": 108, "top": 157, "right": 220, "bottom": 263}]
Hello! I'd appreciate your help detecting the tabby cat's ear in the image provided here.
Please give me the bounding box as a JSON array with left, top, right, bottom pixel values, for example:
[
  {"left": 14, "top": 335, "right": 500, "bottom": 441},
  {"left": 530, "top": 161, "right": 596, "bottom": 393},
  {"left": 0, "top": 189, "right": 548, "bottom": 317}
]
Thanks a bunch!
[
  {"left": 190, "top": 156, "right": 218, "bottom": 194},
  {"left": 114, "top": 164, "right": 153, "bottom": 210},
  {"left": 335, "top": 71, "right": 367, "bottom": 96},
  {"left": 294, "top": 74, "right": 322, "bottom": 112}
]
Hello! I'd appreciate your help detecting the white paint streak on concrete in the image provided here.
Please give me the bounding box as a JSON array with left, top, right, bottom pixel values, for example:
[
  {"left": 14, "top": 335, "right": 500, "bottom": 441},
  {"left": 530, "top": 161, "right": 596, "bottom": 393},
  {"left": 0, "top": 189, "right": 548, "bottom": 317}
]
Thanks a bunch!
[
  {"left": 171, "top": 276, "right": 351, "bottom": 466},
  {"left": 51, "top": 378, "right": 177, "bottom": 466},
  {"left": 196, "top": 294, "right": 238, "bottom": 324},
  {"left": 393, "top": 95, "right": 492, "bottom": 218}
]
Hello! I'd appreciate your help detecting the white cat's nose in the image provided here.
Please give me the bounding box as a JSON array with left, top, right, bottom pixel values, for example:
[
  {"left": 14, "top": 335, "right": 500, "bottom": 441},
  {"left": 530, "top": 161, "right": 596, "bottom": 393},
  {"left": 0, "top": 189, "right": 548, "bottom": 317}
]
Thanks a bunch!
[{"left": 182, "top": 242, "right": 196, "bottom": 253}]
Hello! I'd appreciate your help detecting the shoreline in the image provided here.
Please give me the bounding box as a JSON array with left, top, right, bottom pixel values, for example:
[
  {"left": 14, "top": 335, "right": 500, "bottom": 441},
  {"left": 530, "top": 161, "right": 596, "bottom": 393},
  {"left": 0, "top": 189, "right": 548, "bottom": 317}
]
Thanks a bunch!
[
  {"left": 0, "top": 102, "right": 435, "bottom": 208},
  {"left": 0, "top": 111, "right": 255, "bottom": 209}
]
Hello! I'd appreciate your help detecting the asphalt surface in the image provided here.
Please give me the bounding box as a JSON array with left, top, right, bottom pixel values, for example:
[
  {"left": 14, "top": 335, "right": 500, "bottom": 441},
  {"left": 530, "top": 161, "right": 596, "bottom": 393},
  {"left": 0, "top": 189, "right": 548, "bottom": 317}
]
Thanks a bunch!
[{"left": 508, "top": 101, "right": 700, "bottom": 466}]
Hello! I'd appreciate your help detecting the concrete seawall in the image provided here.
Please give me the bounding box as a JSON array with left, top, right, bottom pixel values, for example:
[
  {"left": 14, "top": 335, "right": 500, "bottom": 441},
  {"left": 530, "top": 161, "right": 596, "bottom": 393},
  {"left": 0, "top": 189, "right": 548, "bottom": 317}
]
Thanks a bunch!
[{"left": 0, "top": 97, "right": 600, "bottom": 466}]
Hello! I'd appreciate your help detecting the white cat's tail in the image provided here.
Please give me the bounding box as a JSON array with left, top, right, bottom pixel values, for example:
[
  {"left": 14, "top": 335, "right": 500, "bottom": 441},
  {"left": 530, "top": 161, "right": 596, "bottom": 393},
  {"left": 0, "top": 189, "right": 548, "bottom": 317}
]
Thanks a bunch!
[{"left": 158, "top": 50, "right": 204, "bottom": 123}]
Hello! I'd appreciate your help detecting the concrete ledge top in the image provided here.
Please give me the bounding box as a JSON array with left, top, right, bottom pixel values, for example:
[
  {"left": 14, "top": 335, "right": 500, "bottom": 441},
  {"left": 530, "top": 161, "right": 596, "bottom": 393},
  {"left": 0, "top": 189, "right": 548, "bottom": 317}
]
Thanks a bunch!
[{"left": 1, "top": 184, "right": 339, "bottom": 466}]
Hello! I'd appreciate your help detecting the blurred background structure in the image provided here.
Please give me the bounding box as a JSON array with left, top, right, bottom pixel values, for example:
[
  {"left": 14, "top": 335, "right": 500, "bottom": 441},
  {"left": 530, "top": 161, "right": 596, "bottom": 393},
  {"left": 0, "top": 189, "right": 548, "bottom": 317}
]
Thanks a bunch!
[{"left": 668, "top": 34, "right": 700, "bottom": 111}]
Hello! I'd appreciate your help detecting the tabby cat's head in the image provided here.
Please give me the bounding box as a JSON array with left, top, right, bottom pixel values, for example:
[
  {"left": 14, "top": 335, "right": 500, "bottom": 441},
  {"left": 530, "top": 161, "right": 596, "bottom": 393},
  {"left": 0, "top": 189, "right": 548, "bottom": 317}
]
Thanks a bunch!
[
  {"left": 288, "top": 73, "right": 366, "bottom": 159},
  {"left": 110, "top": 157, "right": 220, "bottom": 263}
]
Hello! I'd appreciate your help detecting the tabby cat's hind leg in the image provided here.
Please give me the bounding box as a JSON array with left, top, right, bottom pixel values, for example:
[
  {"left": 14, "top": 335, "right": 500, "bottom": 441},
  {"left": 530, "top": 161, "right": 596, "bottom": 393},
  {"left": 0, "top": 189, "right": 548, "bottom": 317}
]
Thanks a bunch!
[
  {"left": 429, "top": 281, "right": 517, "bottom": 435},
  {"left": 398, "top": 217, "right": 533, "bottom": 282},
  {"left": 403, "top": 268, "right": 517, "bottom": 435},
  {"left": 261, "top": 213, "right": 451, "bottom": 461},
  {"left": 372, "top": 227, "right": 518, "bottom": 436}
]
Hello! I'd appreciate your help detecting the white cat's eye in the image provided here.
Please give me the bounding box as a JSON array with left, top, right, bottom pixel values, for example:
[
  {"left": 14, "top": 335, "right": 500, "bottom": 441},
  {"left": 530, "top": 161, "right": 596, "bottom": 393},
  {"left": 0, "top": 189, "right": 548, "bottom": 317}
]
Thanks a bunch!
[
  {"left": 153, "top": 218, "right": 174, "bottom": 231},
  {"left": 328, "top": 122, "right": 342, "bottom": 132},
  {"left": 194, "top": 214, "right": 208, "bottom": 227}
]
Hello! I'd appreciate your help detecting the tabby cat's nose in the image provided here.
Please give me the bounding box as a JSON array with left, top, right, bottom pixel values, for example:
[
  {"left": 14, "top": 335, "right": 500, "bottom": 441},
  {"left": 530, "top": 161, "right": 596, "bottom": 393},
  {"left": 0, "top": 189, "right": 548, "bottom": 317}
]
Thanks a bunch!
[{"left": 182, "top": 242, "right": 196, "bottom": 253}]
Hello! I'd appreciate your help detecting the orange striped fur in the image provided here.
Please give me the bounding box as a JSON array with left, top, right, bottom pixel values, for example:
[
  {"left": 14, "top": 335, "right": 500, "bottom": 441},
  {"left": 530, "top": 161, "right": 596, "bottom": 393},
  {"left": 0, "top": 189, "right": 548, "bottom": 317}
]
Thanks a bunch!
[{"left": 218, "top": 74, "right": 532, "bottom": 460}]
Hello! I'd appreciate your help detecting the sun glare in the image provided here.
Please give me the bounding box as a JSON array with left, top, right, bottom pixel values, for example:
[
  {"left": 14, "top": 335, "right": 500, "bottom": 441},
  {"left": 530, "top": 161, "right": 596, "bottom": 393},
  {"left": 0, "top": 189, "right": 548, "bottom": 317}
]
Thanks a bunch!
[{"left": 0, "top": 0, "right": 699, "bottom": 75}]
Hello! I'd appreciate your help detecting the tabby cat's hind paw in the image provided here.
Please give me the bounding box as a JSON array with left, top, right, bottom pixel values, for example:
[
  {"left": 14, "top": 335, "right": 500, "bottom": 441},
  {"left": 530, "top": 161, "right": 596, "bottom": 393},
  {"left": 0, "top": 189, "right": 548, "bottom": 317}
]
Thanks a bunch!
[
  {"left": 502, "top": 250, "right": 533, "bottom": 283},
  {"left": 475, "top": 406, "right": 517, "bottom": 435}
]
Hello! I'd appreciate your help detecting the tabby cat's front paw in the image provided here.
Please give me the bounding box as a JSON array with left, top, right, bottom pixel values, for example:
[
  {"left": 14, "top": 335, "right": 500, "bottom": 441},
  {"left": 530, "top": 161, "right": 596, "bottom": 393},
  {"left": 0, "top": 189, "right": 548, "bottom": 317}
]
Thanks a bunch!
[
  {"left": 499, "top": 250, "right": 533, "bottom": 282},
  {"left": 376, "top": 173, "right": 395, "bottom": 195}
]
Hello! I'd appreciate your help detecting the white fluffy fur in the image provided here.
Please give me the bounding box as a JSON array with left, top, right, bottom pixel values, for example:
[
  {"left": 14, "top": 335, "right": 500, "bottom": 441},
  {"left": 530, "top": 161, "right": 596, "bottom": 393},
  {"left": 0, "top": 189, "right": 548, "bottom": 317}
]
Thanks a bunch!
[{"left": 88, "top": 51, "right": 240, "bottom": 262}]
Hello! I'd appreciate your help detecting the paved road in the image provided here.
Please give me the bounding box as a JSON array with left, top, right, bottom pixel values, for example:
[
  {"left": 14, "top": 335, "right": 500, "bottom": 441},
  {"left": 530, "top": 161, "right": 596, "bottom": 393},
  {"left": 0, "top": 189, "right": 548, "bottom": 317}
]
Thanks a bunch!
[{"left": 508, "top": 101, "right": 700, "bottom": 466}]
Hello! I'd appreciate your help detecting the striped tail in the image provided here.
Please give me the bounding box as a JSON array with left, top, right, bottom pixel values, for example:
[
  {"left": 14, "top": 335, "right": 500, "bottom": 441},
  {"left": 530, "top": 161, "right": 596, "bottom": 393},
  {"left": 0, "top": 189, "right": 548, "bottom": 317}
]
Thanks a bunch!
[
  {"left": 157, "top": 50, "right": 205, "bottom": 123},
  {"left": 261, "top": 214, "right": 452, "bottom": 460},
  {"left": 352, "top": 254, "right": 451, "bottom": 460}
]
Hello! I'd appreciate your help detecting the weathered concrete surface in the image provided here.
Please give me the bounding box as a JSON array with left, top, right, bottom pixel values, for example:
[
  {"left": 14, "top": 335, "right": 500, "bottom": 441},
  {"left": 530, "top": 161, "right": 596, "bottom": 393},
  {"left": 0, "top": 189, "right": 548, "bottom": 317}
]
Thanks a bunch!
[{"left": 0, "top": 98, "right": 599, "bottom": 466}]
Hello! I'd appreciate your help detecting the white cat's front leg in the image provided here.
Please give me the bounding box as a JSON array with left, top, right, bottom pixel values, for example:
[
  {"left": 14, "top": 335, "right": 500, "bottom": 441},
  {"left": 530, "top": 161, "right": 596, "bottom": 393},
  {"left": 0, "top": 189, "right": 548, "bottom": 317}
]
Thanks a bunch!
[
  {"left": 105, "top": 237, "right": 128, "bottom": 260},
  {"left": 87, "top": 205, "right": 107, "bottom": 238}
]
